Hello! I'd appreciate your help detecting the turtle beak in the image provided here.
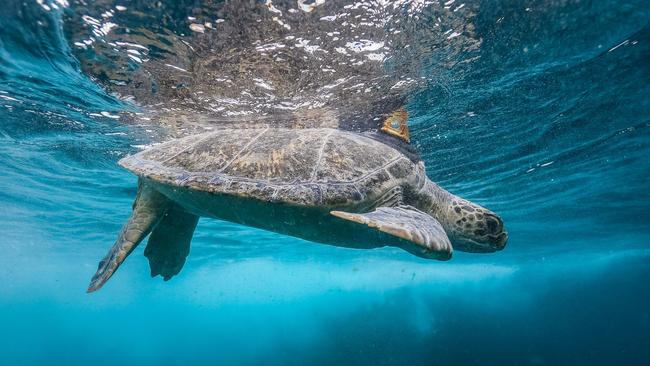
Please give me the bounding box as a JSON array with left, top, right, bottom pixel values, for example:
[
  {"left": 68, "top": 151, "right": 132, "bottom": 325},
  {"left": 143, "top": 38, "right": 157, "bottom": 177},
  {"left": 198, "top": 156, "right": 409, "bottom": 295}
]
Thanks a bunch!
[
  {"left": 484, "top": 214, "right": 508, "bottom": 250},
  {"left": 488, "top": 231, "right": 508, "bottom": 250},
  {"left": 450, "top": 216, "right": 508, "bottom": 253}
]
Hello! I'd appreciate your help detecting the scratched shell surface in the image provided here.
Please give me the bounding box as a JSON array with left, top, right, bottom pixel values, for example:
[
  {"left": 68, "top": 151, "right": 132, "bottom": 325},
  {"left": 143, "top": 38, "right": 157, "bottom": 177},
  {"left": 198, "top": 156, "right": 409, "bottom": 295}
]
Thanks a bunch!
[
  {"left": 127, "top": 128, "right": 404, "bottom": 182},
  {"left": 120, "top": 128, "right": 412, "bottom": 205}
]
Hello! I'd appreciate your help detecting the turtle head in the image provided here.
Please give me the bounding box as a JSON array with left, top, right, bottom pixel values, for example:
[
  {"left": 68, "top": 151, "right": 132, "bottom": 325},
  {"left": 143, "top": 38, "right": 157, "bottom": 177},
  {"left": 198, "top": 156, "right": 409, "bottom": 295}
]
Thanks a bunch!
[{"left": 440, "top": 196, "right": 508, "bottom": 253}]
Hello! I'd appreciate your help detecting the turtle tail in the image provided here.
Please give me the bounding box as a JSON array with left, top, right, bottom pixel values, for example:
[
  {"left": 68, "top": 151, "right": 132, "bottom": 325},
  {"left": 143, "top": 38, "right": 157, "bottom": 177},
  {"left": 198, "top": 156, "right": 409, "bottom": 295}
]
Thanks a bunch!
[{"left": 87, "top": 180, "right": 170, "bottom": 293}]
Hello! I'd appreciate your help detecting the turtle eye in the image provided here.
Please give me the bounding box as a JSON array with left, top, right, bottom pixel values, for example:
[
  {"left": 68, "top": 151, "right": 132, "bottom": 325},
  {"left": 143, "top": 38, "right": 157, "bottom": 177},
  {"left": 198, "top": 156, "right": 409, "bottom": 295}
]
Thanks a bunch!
[{"left": 381, "top": 109, "right": 410, "bottom": 143}]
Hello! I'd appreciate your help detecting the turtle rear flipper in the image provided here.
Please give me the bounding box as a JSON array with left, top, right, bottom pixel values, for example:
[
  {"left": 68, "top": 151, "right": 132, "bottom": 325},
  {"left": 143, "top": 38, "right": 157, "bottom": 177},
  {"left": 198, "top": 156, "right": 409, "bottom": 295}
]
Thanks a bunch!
[
  {"left": 87, "top": 182, "right": 170, "bottom": 293},
  {"left": 145, "top": 205, "right": 199, "bottom": 281},
  {"left": 330, "top": 205, "right": 452, "bottom": 260}
]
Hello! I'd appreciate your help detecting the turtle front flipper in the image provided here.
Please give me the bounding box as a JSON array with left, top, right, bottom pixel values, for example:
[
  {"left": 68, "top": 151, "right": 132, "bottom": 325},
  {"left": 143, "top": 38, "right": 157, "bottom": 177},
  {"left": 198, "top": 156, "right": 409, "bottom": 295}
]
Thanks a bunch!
[
  {"left": 87, "top": 182, "right": 170, "bottom": 293},
  {"left": 330, "top": 205, "right": 452, "bottom": 260},
  {"left": 144, "top": 204, "right": 199, "bottom": 281}
]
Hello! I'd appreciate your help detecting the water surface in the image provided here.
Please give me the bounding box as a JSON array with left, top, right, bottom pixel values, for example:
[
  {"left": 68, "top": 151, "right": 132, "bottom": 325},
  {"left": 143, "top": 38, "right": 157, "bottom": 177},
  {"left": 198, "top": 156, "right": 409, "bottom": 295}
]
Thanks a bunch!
[{"left": 1, "top": 1, "right": 649, "bottom": 365}]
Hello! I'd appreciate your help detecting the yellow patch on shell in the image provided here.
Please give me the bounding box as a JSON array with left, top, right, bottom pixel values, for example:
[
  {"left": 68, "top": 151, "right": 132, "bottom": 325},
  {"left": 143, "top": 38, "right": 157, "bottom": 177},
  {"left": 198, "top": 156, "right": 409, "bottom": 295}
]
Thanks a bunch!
[{"left": 380, "top": 109, "right": 410, "bottom": 143}]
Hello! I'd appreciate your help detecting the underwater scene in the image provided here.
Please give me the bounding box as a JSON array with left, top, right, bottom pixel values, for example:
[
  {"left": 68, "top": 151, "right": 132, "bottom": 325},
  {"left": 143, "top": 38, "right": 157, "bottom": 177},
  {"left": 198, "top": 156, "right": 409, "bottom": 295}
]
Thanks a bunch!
[{"left": 1, "top": 0, "right": 649, "bottom": 365}]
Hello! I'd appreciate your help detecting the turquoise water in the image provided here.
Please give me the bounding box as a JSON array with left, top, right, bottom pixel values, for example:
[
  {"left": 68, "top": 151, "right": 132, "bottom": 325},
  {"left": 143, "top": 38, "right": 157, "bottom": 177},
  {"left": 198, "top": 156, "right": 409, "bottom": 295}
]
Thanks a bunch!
[{"left": 1, "top": 1, "right": 649, "bottom": 365}]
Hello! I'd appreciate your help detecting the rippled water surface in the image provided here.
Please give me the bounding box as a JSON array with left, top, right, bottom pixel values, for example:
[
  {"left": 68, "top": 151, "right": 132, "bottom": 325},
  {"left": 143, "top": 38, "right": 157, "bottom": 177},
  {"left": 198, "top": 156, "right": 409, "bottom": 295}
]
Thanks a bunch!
[{"left": 1, "top": 1, "right": 649, "bottom": 365}]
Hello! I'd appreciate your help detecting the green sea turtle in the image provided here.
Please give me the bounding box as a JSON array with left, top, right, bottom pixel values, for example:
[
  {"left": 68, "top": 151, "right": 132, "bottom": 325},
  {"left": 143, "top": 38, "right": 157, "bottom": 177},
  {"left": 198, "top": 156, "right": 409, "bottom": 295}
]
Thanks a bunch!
[{"left": 87, "top": 111, "right": 507, "bottom": 292}]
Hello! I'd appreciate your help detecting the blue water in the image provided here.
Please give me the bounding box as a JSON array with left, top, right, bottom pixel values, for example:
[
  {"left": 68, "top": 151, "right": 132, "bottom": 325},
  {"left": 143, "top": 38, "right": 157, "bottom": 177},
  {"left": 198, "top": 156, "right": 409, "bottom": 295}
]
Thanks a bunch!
[{"left": 1, "top": 1, "right": 649, "bottom": 365}]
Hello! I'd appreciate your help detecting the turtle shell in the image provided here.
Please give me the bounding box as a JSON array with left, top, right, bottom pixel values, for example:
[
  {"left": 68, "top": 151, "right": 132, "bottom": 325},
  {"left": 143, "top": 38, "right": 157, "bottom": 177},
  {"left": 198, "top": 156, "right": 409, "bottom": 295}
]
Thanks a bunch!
[{"left": 120, "top": 128, "right": 419, "bottom": 206}]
